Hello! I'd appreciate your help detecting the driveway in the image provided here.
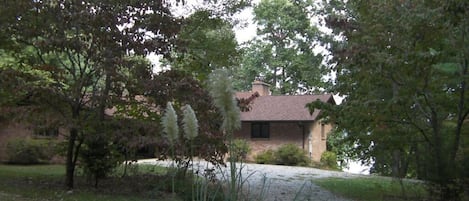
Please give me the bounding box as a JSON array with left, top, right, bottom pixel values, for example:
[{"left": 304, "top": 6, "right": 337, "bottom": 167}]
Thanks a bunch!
[{"left": 138, "top": 159, "right": 360, "bottom": 201}]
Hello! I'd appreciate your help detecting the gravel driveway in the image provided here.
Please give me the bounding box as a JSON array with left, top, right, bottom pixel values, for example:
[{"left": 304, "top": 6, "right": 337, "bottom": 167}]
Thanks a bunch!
[{"left": 138, "top": 159, "right": 359, "bottom": 201}]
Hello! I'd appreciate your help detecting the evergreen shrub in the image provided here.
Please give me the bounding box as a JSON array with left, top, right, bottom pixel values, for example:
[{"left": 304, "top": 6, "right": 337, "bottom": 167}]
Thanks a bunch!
[
  {"left": 6, "top": 137, "right": 55, "bottom": 164},
  {"left": 254, "top": 149, "right": 275, "bottom": 164},
  {"left": 274, "top": 143, "right": 310, "bottom": 166},
  {"left": 320, "top": 151, "right": 338, "bottom": 170}
]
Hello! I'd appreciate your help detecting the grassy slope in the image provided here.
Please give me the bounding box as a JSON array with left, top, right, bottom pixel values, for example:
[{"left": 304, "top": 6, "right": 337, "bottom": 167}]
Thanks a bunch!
[
  {"left": 0, "top": 164, "right": 178, "bottom": 201},
  {"left": 0, "top": 164, "right": 433, "bottom": 201},
  {"left": 314, "top": 176, "right": 429, "bottom": 201}
]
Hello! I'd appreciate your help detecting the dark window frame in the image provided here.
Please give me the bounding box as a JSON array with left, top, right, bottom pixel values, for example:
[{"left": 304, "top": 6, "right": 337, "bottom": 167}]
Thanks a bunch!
[
  {"left": 321, "top": 123, "right": 325, "bottom": 140},
  {"left": 34, "top": 126, "right": 59, "bottom": 138},
  {"left": 251, "top": 122, "right": 270, "bottom": 138}
]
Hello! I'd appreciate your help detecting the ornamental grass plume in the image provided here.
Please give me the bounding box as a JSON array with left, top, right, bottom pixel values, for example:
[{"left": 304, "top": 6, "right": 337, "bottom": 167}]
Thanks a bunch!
[
  {"left": 182, "top": 104, "right": 199, "bottom": 140},
  {"left": 182, "top": 104, "right": 199, "bottom": 201},
  {"left": 161, "top": 102, "right": 179, "bottom": 145},
  {"left": 161, "top": 101, "right": 178, "bottom": 194},
  {"left": 208, "top": 69, "right": 241, "bottom": 201},
  {"left": 208, "top": 69, "right": 240, "bottom": 134}
]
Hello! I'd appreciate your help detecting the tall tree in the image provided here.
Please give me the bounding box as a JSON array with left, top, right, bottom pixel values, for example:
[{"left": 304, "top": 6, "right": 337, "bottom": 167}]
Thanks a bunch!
[
  {"left": 237, "top": 0, "right": 324, "bottom": 94},
  {"left": 0, "top": 0, "right": 180, "bottom": 189},
  {"left": 165, "top": 10, "right": 240, "bottom": 83},
  {"left": 319, "top": 0, "right": 469, "bottom": 199}
]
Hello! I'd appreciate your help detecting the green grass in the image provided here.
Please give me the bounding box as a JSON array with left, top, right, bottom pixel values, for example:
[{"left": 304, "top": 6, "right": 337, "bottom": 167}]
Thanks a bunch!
[
  {"left": 0, "top": 164, "right": 180, "bottom": 201},
  {"left": 0, "top": 164, "right": 65, "bottom": 177},
  {"left": 314, "top": 176, "right": 429, "bottom": 201}
]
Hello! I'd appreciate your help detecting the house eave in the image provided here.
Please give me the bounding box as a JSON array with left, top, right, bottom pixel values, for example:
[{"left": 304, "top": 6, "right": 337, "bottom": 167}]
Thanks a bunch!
[{"left": 240, "top": 120, "right": 315, "bottom": 123}]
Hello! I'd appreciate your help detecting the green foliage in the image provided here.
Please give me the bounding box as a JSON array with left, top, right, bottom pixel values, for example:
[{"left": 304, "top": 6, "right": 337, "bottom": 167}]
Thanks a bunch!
[
  {"left": 254, "top": 144, "right": 311, "bottom": 166},
  {"left": 0, "top": 164, "right": 185, "bottom": 201},
  {"left": 79, "top": 132, "right": 122, "bottom": 188},
  {"left": 167, "top": 10, "right": 239, "bottom": 83},
  {"left": 236, "top": 0, "right": 324, "bottom": 94},
  {"left": 230, "top": 139, "right": 251, "bottom": 162},
  {"left": 254, "top": 149, "right": 276, "bottom": 164},
  {"left": 325, "top": 129, "right": 355, "bottom": 169},
  {"left": 6, "top": 138, "right": 55, "bottom": 165},
  {"left": 320, "top": 151, "right": 338, "bottom": 170},
  {"left": 0, "top": 0, "right": 183, "bottom": 189},
  {"left": 274, "top": 143, "right": 311, "bottom": 166},
  {"left": 321, "top": 0, "right": 469, "bottom": 199},
  {"left": 146, "top": 70, "right": 227, "bottom": 166}
]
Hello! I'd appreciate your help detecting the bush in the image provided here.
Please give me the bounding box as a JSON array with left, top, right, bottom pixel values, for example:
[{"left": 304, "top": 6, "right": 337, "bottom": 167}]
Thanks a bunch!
[
  {"left": 320, "top": 151, "right": 338, "bottom": 170},
  {"left": 80, "top": 133, "right": 122, "bottom": 187},
  {"left": 274, "top": 144, "right": 310, "bottom": 166},
  {"left": 6, "top": 138, "right": 55, "bottom": 164},
  {"left": 230, "top": 139, "right": 251, "bottom": 162},
  {"left": 254, "top": 149, "right": 275, "bottom": 164}
]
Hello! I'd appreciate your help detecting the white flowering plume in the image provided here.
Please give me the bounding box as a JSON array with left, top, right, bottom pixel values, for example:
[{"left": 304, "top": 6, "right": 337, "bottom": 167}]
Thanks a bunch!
[
  {"left": 161, "top": 102, "right": 178, "bottom": 145},
  {"left": 208, "top": 69, "right": 240, "bottom": 134},
  {"left": 182, "top": 104, "right": 198, "bottom": 140}
]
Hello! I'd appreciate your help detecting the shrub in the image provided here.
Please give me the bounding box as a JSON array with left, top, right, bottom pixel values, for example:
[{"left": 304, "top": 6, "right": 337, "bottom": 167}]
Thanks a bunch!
[
  {"left": 80, "top": 133, "right": 122, "bottom": 187},
  {"left": 254, "top": 149, "right": 275, "bottom": 164},
  {"left": 6, "top": 137, "right": 55, "bottom": 164},
  {"left": 320, "top": 151, "right": 338, "bottom": 170},
  {"left": 230, "top": 139, "right": 251, "bottom": 162},
  {"left": 274, "top": 143, "right": 310, "bottom": 166}
]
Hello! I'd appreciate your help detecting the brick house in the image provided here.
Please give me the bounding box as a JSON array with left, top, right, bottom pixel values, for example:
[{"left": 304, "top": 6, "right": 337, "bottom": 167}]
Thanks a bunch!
[
  {"left": 234, "top": 81, "right": 335, "bottom": 162},
  {"left": 0, "top": 121, "right": 63, "bottom": 162}
]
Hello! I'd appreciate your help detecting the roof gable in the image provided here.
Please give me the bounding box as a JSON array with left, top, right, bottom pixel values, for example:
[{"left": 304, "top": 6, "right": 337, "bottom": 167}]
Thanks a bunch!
[{"left": 239, "top": 94, "right": 334, "bottom": 122}]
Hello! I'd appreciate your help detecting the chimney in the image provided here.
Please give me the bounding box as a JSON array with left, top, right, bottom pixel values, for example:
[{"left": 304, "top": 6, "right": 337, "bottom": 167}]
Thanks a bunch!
[{"left": 252, "top": 79, "right": 271, "bottom": 96}]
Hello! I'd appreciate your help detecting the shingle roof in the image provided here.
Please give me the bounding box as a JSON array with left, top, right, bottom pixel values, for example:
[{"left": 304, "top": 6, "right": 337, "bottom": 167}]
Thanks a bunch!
[
  {"left": 235, "top": 92, "right": 255, "bottom": 99},
  {"left": 239, "top": 94, "right": 335, "bottom": 122}
]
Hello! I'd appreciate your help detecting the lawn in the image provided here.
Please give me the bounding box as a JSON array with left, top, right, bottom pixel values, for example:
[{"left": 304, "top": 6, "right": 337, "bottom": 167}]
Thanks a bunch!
[
  {"left": 1, "top": 164, "right": 433, "bottom": 201},
  {"left": 314, "top": 176, "right": 429, "bottom": 201},
  {"left": 0, "top": 164, "right": 181, "bottom": 201}
]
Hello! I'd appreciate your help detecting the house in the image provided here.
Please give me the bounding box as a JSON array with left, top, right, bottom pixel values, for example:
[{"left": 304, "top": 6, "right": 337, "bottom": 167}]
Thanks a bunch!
[
  {"left": 234, "top": 80, "right": 335, "bottom": 162},
  {"left": 0, "top": 121, "right": 63, "bottom": 162}
]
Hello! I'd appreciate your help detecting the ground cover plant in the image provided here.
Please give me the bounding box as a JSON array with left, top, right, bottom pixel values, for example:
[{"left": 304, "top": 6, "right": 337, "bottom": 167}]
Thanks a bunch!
[
  {"left": 254, "top": 144, "right": 310, "bottom": 166},
  {"left": 0, "top": 164, "right": 193, "bottom": 201},
  {"left": 314, "top": 177, "right": 429, "bottom": 201}
]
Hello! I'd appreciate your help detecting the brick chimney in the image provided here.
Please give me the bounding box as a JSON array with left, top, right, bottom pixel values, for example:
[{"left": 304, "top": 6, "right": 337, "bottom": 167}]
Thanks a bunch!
[{"left": 252, "top": 79, "right": 270, "bottom": 96}]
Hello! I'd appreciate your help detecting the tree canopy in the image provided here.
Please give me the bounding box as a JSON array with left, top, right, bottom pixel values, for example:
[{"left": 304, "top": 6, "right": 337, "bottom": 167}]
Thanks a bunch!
[
  {"left": 235, "top": 0, "right": 324, "bottom": 94},
  {"left": 318, "top": 0, "right": 469, "bottom": 199},
  {"left": 0, "top": 0, "right": 182, "bottom": 189},
  {"left": 164, "top": 10, "right": 240, "bottom": 83}
]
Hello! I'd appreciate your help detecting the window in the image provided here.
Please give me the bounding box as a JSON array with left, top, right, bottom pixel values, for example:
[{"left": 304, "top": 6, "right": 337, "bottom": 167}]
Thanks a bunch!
[
  {"left": 321, "top": 123, "right": 326, "bottom": 140},
  {"left": 251, "top": 122, "right": 269, "bottom": 138},
  {"left": 34, "top": 126, "right": 59, "bottom": 138}
]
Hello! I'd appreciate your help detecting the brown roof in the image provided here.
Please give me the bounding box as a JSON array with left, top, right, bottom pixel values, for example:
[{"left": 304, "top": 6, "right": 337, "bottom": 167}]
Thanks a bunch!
[
  {"left": 235, "top": 92, "right": 256, "bottom": 99},
  {"left": 239, "top": 94, "right": 335, "bottom": 122}
]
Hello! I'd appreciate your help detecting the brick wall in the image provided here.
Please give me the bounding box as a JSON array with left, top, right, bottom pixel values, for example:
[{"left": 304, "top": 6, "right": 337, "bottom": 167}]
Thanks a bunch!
[
  {"left": 234, "top": 121, "right": 306, "bottom": 161},
  {"left": 0, "top": 123, "right": 32, "bottom": 162},
  {"left": 0, "top": 123, "right": 66, "bottom": 163},
  {"left": 308, "top": 121, "right": 333, "bottom": 162},
  {"left": 234, "top": 121, "right": 333, "bottom": 162}
]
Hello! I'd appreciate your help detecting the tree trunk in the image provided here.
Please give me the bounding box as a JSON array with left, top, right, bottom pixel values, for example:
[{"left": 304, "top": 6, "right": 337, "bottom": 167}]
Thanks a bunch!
[{"left": 65, "top": 127, "right": 78, "bottom": 189}]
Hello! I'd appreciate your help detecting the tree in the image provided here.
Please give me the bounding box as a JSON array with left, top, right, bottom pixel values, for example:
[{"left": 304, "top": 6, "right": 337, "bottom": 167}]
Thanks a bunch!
[
  {"left": 144, "top": 70, "right": 227, "bottom": 165},
  {"left": 236, "top": 0, "right": 324, "bottom": 94},
  {"left": 0, "top": 0, "right": 181, "bottom": 189},
  {"left": 319, "top": 0, "right": 469, "bottom": 200},
  {"left": 166, "top": 10, "right": 240, "bottom": 83}
]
